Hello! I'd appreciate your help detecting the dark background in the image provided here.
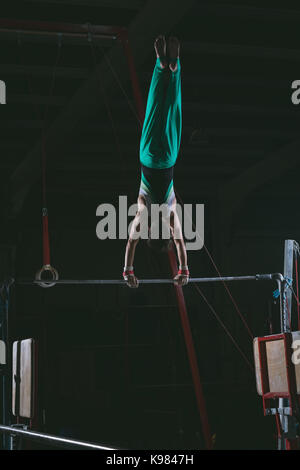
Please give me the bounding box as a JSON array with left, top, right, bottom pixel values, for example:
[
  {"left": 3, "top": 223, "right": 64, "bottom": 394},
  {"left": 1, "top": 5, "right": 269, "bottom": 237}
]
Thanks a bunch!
[{"left": 1, "top": 0, "right": 300, "bottom": 450}]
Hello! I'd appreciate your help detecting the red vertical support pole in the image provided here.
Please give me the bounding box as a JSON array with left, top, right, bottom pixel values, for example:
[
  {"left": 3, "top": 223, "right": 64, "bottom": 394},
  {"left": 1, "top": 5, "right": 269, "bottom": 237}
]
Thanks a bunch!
[
  {"left": 168, "top": 251, "right": 212, "bottom": 450},
  {"left": 120, "top": 31, "right": 212, "bottom": 449}
]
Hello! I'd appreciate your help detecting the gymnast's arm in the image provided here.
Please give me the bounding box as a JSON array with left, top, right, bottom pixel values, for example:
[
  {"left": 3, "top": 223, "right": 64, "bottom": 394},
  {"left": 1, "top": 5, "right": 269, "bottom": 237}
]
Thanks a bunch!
[
  {"left": 170, "top": 208, "right": 189, "bottom": 286},
  {"left": 123, "top": 198, "right": 146, "bottom": 288},
  {"left": 123, "top": 239, "right": 139, "bottom": 288}
]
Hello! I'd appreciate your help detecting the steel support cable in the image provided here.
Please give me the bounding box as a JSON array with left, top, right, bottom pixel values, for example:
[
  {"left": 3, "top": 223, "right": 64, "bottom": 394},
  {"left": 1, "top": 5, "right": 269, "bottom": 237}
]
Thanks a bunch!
[
  {"left": 93, "top": 39, "right": 143, "bottom": 129},
  {"left": 41, "top": 35, "right": 62, "bottom": 207},
  {"left": 88, "top": 31, "right": 127, "bottom": 179},
  {"left": 17, "top": 34, "right": 42, "bottom": 125},
  {"left": 193, "top": 283, "right": 254, "bottom": 372},
  {"left": 175, "top": 191, "right": 254, "bottom": 339},
  {"left": 201, "top": 244, "right": 253, "bottom": 338}
]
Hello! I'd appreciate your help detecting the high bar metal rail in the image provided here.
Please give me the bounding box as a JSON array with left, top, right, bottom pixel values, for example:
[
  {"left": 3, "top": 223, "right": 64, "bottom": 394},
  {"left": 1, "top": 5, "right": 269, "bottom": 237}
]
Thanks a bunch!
[
  {"left": 12, "top": 273, "right": 284, "bottom": 286},
  {"left": 0, "top": 424, "right": 117, "bottom": 450}
]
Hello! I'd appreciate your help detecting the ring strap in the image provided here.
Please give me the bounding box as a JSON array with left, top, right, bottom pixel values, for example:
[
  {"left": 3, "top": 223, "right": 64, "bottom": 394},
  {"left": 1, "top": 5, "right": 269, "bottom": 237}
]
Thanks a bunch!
[{"left": 42, "top": 208, "right": 51, "bottom": 266}]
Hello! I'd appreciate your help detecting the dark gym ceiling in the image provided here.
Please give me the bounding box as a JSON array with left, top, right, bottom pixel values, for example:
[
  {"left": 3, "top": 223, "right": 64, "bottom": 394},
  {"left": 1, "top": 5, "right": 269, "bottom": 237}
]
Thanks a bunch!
[{"left": 1, "top": 0, "right": 300, "bottom": 235}]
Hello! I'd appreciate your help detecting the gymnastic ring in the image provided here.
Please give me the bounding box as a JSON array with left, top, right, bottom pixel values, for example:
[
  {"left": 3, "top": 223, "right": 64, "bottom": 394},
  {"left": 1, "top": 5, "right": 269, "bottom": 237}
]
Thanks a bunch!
[{"left": 35, "top": 264, "right": 59, "bottom": 288}]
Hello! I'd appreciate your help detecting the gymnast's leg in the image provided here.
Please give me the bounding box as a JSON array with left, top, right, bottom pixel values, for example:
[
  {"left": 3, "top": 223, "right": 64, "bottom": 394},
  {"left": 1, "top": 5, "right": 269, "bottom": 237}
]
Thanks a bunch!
[
  {"left": 139, "top": 35, "right": 168, "bottom": 168},
  {"left": 162, "top": 37, "right": 182, "bottom": 168}
]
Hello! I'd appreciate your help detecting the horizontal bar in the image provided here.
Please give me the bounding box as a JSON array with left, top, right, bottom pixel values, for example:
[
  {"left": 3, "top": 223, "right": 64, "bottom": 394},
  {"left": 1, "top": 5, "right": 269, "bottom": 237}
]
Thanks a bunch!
[
  {"left": 13, "top": 273, "right": 283, "bottom": 287},
  {"left": 0, "top": 425, "right": 116, "bottom": 450}
]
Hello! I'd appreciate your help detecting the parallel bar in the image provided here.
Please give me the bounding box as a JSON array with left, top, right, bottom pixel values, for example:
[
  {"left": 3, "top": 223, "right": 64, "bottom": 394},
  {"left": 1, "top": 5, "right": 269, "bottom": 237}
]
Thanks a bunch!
[
  {"left": 0, "top": 425, "right": 116, "bottom": 450},
  {"left": 13, "top": 273, "right": 283, "bottom": 286}
]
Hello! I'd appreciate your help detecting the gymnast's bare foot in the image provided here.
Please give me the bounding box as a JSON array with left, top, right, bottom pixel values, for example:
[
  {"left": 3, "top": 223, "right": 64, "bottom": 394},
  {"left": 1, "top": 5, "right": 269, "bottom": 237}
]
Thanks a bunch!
[
  {"left": 168, "top": 36, "right": 180, "bottom": 72},
  {"left": 154, "top": 35, "right": 167, "bottom": 69}
]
